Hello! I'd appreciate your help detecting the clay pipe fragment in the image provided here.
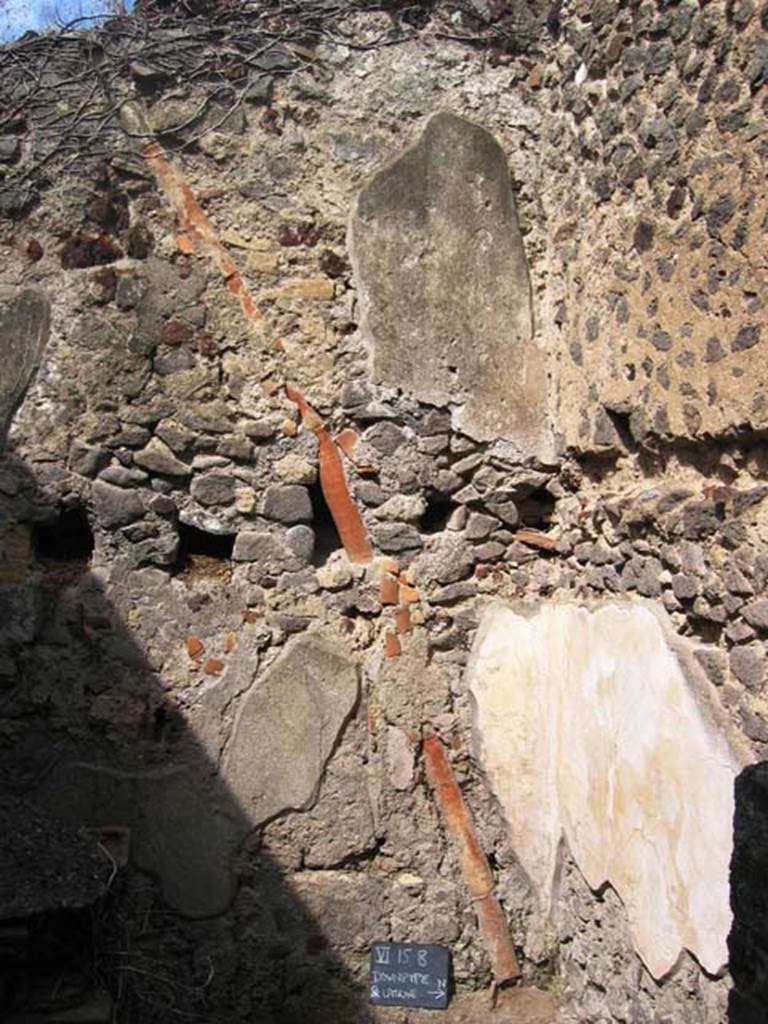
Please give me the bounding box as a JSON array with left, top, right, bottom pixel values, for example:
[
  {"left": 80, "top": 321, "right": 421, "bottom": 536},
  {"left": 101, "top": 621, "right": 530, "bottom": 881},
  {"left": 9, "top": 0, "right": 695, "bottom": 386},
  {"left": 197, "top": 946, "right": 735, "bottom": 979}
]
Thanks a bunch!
[
  {"left": 423, "top": 735, "right": 521, "bottom": 988},
  {"left": 285, "top": 385, "right": 373, "bottom": 565}
]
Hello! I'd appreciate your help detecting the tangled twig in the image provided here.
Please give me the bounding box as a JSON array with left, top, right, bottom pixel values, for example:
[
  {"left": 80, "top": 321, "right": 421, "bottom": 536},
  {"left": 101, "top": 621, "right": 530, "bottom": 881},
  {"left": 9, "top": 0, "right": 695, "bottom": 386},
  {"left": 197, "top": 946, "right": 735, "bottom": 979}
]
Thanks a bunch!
[{"left": 0, "top": 1, "right": 543, "bottom": 204}]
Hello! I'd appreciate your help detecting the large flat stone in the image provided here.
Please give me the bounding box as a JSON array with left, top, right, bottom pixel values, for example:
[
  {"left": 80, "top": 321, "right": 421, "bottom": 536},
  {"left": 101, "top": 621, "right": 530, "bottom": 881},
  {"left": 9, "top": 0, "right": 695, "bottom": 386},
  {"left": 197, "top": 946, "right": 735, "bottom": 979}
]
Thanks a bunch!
[
  {"left": 35, "top": 761, "right": 244, "bottom": 917},
  {"left": 0, "top": 286, "right": 51, "bottom": 444},
  {"left": 223, "top": 633, "right": 358, "bottom": 824},
  {"left": 467, "top": 600, "right": 748, "bottom": 979},
  {"left": 349, "top": 112, "right": 549, "bottom": 453}
]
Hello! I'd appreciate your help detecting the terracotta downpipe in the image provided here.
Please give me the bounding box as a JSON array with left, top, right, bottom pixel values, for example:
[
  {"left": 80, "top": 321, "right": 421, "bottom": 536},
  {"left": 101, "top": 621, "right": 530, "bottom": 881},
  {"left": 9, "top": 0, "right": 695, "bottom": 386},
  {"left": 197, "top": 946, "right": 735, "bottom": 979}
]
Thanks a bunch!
[
  {"left": 285, "top": 385, "right": 373, "bottom": 565},
  {"left": 120, "top": 102, "right": 263, "bottom": 328},
  {"left": 423, "top": 735, "right": 521, "bottom": 988}
]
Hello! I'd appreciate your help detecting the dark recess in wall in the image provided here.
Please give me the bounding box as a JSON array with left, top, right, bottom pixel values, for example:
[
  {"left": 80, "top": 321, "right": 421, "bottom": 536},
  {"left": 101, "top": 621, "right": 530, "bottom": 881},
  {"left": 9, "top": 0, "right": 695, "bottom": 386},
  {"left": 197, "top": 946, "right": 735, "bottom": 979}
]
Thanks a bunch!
[
  {"left": 33, "top": 507, "right": 94, "bottom": 563},
  {"left": 309, "top": 481, "right": 342, "bottom": 566},
  {"left": 176, "top": 522, "right": 235, "bottom": 564},
  {"left": 729, "top": 762, "right": 768, "bottom": 1023},
  {"left": 420, "top": 490, "right": 454, "bottom": 533},
  {"left": 518, "top": 486, "right": 556, "bottom": 526}
]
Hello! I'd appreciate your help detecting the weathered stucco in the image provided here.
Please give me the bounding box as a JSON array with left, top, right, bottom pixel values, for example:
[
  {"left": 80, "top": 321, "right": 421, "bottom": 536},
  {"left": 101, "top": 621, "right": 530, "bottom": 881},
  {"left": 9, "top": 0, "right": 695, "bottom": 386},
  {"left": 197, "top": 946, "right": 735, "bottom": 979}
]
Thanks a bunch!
[
  {"left": 468, "top": 600, "right": 747, "bottom": 979},
  {"left": 0, "top": 286, "right": 50, "bottom": 442},
  {"left": 350, "top": 112, "right": 549, "bottom": 455}
]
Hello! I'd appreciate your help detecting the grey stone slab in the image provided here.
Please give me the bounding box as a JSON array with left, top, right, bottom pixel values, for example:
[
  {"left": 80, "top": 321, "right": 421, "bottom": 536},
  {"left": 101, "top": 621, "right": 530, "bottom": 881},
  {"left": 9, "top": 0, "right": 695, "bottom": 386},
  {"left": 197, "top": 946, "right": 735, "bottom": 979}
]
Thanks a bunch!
[
  {"left": 91, "top": 479, "right": 145, "bottom": 529},
  {"left": 349, "top": 112, "right": 550, "bottom": 452},
  {"left": 35, "top": 762, "right": 243, "bottom": 917},
  {"left": 223, "top": 633, "right": 358, "bottom": 825},
  {"left": 0, "top": 287, "right": 51, "bottom": 445}
]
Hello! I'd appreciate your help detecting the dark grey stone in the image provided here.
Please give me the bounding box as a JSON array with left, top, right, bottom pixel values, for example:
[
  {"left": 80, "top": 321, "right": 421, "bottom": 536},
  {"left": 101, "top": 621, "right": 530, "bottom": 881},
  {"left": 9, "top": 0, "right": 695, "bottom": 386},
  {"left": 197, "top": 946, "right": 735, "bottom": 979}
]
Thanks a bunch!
[
  {"left": 473, "top": 541, "right": 505, "bottom": 562},
  {"left": 133, "top": 438, "right": 191, "bottom": 477},
  {"left": 363, "top": 422, "right": 406, "bottom": 456},
  {"left": 680, "top": 500, "right": 720, "bottom": 540},
  {"left": 191, "top": 472, "right": 236, "bottom": 507},
  {"left": 233, "top": 531, "right": 299, "bottom": 572},
  {"left": 115, "top": 275, "right": 147, "bottom": 311},
  {"left": 355, "top": 481, "right": 386, "bottom": 506},
  {"left": 412, "top": 536, "right": 474, "bottom": 585},
  {"left": 732, "top": 325, "right": 761, "bottom": 352},
  {"left": 286, "top": 524, "right": 315, "bottom": 564},
  {"left": 466, "top": 512, "right": 498, "bottom": 540},
  {"left": 692, "top": 596, "right": 727, "bottom": 623},
  {"left": 730, "top": 644, "right": 765, "bottom": 689},
  {"left": 743, "top": 600, "right": 768, "bottom": 631},
  {"left": 726, "top": 621, "right": 755, "bottom": 645},
  {"left": 672, "top": 573, "right": 701, "bottom": 601},
  {"left": 372, "top": 522, "right": 423, "bottom": 554},
  {"left": 645, "top": 42, "right": 674, "bottom": 76},
  {"left": 99, "top": 464, "right": 148, "bottom": 487},
  {"left": 0, "top": 136, "right": 20, "bottom": 162},
  {"left": 91, "top": 480, "right": 145, "bottom": 529},
  {"left": 485, "top": 500, "right": 519, "bottom": 526},
  {"left": 263, "top": 484, "right": 312, "bottom": 524},
  {"left": 693, "top": 647, "right": 727, "bottom": 686},
  {"left": 738, "top": 705, "right": 768, "bottom": 743},
  {"left": 154, "top": 346, "right": 197, "bottom": 376},
  {"left": 245, "top": 76, "right": 274, "bottom": 104},
  {"left": 216, "top": 436, "right": 253, "bottom": 462},
  {"left": 651, "top": 330, "right": 673, "bottom": 352},
  {"left": 69, "top": 441, "right": 109, "bottom": 478},
  {"left": 724, "top": 564, "right": 754, "bottom": 596},
  {"left": 155, "top": 419, "right": 194, "bottom": 454},
  {"left": 429, "top": 580, "right": 478, "bottom": 604}
]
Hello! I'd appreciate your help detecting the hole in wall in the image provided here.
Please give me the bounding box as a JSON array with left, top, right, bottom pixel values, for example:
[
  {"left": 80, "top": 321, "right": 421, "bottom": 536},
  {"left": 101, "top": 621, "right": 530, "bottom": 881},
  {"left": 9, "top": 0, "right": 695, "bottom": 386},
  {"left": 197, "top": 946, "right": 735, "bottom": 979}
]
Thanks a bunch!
[
  {"left": 309, "top": 482, "right": 342, "bottom": 567},
  {"left": 420, "top": 490, "right": 454, "bottom": 534},
  {"left": 174, "top": 522, "right": 234, "bottom": 581},
  {"left": 33, "top": 507, "right": 94, "bottom": 574},
  {"left": 517, "top": 487, "right": 556, "bottom": 527},
  {"left": 151, "top": 703, "right": 185, "bottom": 744},
  {"left": 605, "top": 407, "right": 637, "bottom": 451},
  {"left": 2, "top": 907, "right": 96, "bottom": 1019}
]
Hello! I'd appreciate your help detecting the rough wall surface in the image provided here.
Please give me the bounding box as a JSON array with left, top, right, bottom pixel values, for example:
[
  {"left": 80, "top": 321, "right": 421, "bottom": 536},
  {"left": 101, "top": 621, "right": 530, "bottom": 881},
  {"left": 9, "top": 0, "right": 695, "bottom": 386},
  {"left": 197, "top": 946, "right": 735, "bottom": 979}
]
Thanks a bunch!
[{"left": 0, "top": 2, "right": 766, "bottom": 1023}]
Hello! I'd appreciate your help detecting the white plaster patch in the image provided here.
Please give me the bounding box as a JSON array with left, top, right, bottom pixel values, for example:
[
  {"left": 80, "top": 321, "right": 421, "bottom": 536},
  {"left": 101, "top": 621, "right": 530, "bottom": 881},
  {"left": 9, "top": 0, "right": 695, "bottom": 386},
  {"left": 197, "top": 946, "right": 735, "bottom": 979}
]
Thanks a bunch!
[{"left": 468, "top": 601, "right": 744, "bottom": 979}]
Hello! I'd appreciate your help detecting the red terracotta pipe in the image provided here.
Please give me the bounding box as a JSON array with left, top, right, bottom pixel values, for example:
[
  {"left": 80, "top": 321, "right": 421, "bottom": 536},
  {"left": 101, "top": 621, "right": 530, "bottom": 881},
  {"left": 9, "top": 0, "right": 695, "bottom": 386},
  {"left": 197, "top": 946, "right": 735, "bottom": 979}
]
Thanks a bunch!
[
  {"left": 285, "top": 385, "right": 372, "bottom": 565},
  {"left": 423, "top": 735, "right": 521, "bottom": 986}
]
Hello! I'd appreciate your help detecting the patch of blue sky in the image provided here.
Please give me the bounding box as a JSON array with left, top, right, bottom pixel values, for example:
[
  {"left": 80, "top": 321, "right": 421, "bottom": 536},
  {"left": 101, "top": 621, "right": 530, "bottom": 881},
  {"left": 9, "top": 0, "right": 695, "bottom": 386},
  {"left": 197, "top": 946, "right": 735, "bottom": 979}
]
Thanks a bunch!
[{"left": 1, "top": 0, "right": 135, "bottom": 44}]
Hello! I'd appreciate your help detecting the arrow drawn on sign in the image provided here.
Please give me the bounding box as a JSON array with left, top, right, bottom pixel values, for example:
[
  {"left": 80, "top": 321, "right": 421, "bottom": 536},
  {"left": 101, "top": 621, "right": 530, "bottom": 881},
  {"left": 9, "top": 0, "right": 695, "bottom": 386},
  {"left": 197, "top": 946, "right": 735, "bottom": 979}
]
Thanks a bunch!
[{"left": 428, "top": 979, "right": 447, "bottom": 1000}]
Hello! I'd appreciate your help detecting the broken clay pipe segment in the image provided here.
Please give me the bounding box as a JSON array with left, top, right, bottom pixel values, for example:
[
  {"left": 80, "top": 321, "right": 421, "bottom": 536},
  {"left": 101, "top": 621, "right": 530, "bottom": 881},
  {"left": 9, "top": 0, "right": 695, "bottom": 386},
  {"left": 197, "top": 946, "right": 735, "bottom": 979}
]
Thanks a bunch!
[
  {"left": 120, "top": 102, "right": 264, "bottom": 330},
  {"left": 423, "top": 735, "right": 522, "bottom": 986},
  {"left": 285, "top": 384, "right": 373, "bottom": 565}
]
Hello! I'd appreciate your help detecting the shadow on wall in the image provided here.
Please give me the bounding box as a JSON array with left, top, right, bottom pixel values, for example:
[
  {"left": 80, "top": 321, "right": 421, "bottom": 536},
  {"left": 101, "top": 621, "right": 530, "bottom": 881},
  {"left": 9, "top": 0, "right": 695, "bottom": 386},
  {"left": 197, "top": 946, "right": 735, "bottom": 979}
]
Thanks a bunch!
[
  {"left": 729, "top": 763, "right": 768, "bottom": 1024},
  {"left": 0, "top": 449, "right": 368, "bottom": 1024}
]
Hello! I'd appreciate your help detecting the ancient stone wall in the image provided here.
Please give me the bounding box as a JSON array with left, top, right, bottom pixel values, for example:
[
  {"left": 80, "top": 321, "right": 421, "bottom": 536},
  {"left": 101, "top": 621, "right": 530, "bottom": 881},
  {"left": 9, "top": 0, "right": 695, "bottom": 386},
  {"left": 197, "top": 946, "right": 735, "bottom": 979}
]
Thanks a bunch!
[{"left": 0, "top": 3, "right": 766, "bottom": 1022}]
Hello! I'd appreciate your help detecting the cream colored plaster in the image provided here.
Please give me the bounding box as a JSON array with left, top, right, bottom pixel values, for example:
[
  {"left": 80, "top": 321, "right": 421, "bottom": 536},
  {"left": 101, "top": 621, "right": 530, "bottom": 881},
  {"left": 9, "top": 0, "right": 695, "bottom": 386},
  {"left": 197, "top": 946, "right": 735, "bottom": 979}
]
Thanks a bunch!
[{"left": 468, "top": 601, "right": 746, "bottom": 979}]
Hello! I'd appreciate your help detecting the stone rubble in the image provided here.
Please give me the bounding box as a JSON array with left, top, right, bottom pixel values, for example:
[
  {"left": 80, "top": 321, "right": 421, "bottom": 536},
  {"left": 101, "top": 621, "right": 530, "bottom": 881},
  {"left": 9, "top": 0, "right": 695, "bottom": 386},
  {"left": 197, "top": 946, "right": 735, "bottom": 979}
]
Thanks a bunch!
[{"left": 0, "top": 2, "right": 766, "bottom": 1021}]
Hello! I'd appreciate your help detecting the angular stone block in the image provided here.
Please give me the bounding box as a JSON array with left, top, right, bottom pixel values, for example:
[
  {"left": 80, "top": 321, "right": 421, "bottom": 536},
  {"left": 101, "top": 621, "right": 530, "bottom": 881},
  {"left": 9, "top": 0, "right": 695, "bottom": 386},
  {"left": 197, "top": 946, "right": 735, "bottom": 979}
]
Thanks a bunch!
[
  {"left": 223, "top": 633, "right": 358, "bottom": 824},
  {"left": 0, "top": 286, "right": 51, "bottom": 444},
  {"left": 349, "top": 112, "right": 549, "bottom": 453},
  {"left": 467, "top": 600, "right": 748, "bottom": 978}
]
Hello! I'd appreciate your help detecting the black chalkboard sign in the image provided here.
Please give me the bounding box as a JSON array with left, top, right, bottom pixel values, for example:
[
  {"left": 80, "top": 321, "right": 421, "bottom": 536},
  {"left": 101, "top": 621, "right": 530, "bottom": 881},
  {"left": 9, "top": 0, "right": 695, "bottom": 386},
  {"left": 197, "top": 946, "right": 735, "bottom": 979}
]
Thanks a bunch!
[{"left": 369, "top": 942, "right": 450, "bottom": 1009}]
